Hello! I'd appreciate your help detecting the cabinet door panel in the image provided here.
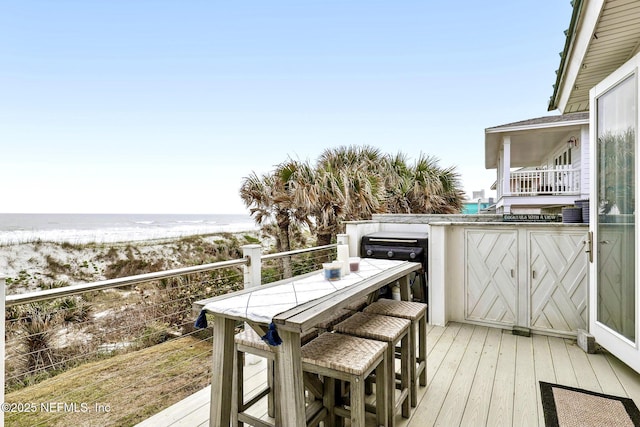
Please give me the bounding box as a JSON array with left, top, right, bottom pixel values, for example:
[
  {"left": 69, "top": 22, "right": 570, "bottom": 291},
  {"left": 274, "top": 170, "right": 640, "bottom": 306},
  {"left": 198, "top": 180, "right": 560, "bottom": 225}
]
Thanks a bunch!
[
  {"left": 529, "top": 232, "right": 588, "bottom": 333},
  {"left": 465, "top": 230, "right": 517, "bottom": 325}
]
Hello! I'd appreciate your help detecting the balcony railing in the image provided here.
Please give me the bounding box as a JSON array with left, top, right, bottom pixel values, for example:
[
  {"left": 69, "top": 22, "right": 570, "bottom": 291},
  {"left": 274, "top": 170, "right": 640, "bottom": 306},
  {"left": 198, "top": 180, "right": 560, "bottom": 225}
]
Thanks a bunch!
[
  {"left": 499, "top": 167, "right": 580, "bottom": 197},
  {"left": 2, "top": 242, "right": 337, "bottom": 427}
]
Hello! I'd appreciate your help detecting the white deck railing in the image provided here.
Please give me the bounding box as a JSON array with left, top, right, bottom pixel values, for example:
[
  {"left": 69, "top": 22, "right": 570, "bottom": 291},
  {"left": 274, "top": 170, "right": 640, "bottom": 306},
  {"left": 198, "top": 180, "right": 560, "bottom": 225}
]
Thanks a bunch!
[
  {"left": 2, "top": 242, "right": 337, "bottom": 427},
  {"left": 500, "top": 167, "right": 580, "bottom": 197}
]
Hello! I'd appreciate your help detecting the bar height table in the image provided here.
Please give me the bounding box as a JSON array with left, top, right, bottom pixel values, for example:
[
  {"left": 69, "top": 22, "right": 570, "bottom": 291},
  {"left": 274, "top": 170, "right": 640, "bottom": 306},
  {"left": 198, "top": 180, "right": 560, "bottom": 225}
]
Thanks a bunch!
[{"left": 195, "top": 258, "right": 422, "bottom": 427}]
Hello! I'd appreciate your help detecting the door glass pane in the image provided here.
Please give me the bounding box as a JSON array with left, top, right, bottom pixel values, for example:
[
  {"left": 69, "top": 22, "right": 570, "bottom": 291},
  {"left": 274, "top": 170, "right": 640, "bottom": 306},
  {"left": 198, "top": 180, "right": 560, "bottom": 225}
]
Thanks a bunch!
[{"left": 597, "top": 75, "right": 636, "bottom": 342}]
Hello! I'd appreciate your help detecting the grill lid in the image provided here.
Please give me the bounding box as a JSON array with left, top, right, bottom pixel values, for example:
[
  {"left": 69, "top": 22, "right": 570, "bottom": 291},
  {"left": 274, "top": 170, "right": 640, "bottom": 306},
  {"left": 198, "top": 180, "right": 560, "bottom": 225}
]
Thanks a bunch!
[
  {"left": 361, "top": 231, "right": 428, "bottom": 246},
  {"left": 360, "top": 231, "right": 428, "bottom": 266}
]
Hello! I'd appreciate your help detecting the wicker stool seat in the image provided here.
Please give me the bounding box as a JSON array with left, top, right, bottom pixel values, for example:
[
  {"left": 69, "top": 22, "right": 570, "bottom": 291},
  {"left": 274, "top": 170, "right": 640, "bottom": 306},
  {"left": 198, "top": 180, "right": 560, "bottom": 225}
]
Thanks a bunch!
[
  {"left": 301, "top": 332, "right": 388, "bottom": 427},
  {"left": 315, "top": 308, "right": 354, "bottom": 333},
  {"left": 364, "top": 299, "right": 427, "bottom": 407},
  {"left": 233, "top": 328, "right": 322, "bottom": 427},
  {"left": 344, "top": 295, "right": 370, "bottom": 312},
  {"left": 334, "top": 312, "right": 411, "bottom": 427}
]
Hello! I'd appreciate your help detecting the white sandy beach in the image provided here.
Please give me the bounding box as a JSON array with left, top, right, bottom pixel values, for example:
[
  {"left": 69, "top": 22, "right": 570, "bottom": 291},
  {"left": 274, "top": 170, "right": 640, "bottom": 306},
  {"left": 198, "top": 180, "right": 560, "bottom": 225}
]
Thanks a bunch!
[{"left": 1, "top": 232, "right": 262, "bottom": 295}]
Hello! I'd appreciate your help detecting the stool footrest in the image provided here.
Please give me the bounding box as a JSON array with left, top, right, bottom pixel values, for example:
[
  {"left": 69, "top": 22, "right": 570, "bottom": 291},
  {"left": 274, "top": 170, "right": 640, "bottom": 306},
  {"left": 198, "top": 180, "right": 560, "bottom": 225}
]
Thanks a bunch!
[
  {"left": 238, "top": 412, "right": 274, "bottom": 427},
  {"left": 241, "top": 386, "right": 271, "bottom": 411}
]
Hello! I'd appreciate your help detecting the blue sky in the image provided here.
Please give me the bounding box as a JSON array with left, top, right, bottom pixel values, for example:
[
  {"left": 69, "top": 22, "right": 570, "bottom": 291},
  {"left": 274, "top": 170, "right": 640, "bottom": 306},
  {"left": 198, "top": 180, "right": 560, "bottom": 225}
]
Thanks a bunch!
[{"left": 1, "top": 1, "right": 573, "bottom": 214}]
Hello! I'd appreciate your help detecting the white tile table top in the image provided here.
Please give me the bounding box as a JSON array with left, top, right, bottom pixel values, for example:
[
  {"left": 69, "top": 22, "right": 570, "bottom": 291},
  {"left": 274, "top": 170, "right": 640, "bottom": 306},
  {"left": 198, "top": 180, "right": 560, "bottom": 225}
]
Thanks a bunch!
[{"left": 202, "top": 258, "right": 405, "bottom": 324}]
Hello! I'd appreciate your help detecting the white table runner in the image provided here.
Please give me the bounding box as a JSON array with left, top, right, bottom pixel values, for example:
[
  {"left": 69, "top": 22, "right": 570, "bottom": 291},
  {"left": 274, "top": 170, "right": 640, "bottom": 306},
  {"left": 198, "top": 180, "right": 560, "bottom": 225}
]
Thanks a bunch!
[{"left": 202, "top": 258, "right": 405, "bottom": 324}]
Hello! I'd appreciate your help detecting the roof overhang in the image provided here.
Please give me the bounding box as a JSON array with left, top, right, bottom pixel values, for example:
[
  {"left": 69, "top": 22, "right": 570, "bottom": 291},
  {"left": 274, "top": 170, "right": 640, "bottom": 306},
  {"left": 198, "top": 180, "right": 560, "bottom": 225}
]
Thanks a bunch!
[
  {"left": 549, "top": 0, "right": 640, "bottom": 113},
  {"left": 484, "top": 113, "right": 588, "bottom": 169}
]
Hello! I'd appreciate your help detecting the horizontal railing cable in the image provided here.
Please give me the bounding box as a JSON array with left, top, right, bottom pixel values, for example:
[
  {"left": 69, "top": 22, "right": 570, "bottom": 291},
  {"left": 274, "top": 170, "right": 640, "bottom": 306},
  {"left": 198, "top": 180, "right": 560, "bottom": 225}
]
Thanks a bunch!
[{"left": 6, "top": 258, "right": 249, "bottom": 307}]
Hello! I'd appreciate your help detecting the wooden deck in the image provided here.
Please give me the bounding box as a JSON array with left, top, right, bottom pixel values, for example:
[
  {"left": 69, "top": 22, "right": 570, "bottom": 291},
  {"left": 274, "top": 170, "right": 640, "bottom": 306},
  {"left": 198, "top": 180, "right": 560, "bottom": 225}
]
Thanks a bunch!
[{"left": 136, "top": 322, "right": 640, "bottom": 427}]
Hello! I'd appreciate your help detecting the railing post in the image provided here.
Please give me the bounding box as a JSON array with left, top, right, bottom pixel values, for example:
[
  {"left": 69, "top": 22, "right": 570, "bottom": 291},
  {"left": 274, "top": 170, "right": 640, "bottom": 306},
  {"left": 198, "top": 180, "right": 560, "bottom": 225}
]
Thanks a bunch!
[
  {"left": 242, "top": 244, "right": 262, "bottom": 289},
  {"left": 240, "top": 245, "right": 264, "bottom": 366}
]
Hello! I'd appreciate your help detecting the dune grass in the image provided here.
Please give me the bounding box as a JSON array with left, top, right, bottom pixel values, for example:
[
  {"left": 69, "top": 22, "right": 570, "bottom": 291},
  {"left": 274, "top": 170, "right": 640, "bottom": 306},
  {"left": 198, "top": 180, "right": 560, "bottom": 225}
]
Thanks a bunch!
[{"left": 5, "top": 334, "right": 213, "bottom": 427}]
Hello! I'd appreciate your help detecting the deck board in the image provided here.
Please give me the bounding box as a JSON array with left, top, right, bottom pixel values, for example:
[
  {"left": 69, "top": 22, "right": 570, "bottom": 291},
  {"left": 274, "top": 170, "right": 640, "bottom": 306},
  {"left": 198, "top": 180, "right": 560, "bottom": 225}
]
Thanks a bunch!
[
  {"left": 548, "top": 336, "right": 578, "bottom": 386},
  {"left": 565, "top": 339, "right": 601, "bottom": 392},
  {"left": 458, "top": 326, "right": 500, "bottom": 427},
  {"left": 135, "top": 322, "right": 640, "bottom": 427},
  {"left": 410, "top": 323, "right": 474, "bottom": 425},
  {"left": 485, "top": 331, "right": 516, "bottom": 427},
  {"left": 434, "top": 325, "right": 487, "bottom": 427},
  {"left": 513, "top": 335, "right": 538, "bottom": 427},
  {"left": 531, "top": 334, "right": 556, "bottom": 426}
]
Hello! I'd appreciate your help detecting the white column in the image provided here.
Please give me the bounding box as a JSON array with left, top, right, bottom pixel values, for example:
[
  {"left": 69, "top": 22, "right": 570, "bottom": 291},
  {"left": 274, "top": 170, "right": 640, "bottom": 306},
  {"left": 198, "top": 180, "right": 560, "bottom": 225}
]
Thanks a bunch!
[
  {"left": 242, "top": 244, "right": 262, "bottom": 289},
  {"left": 428, "top": 225, "right": 447, "bottom": 326},
  {"left": 580, "top": 124, "right": 590, "bottom": 200},
  {"left": 502, "top": 135, "right": 512, "bottom": 198}
]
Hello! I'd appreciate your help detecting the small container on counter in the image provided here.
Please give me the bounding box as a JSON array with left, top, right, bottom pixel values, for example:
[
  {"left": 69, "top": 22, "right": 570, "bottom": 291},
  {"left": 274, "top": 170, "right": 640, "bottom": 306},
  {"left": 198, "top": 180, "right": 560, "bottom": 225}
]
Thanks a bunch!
[
  {"left": 349, "top": 257, "right": 361, "bottom": 272},
  {"left": 323, "top": 262, "right": 342, "bottom": 281}
]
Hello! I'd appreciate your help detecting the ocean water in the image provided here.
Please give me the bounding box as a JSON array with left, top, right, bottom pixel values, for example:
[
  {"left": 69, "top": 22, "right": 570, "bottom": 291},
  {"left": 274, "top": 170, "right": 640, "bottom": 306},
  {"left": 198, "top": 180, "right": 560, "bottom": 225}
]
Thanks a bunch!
[{"left": 0, "top": 213, "right": 257, "bottom": 245}]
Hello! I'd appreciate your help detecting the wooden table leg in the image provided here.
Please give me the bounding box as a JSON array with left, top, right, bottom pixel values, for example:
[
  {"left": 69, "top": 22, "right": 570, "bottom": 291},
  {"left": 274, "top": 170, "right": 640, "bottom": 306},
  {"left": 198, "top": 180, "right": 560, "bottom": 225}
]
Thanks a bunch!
[
  {"left": 275, "top": 329, "right": 306, "bottom": 427},
  {"left": 399, "top": 274, "right": 411, "bottom": 301},
  {"left": 209, "top": 316, "right": 236, "bottom": 427}
]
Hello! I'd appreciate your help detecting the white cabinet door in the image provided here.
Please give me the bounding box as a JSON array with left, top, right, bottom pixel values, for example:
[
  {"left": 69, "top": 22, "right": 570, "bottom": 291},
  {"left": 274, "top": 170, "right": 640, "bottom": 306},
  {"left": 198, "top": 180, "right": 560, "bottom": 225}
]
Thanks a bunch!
[
  {"left": 529, "top": 231, "right": 588, "bottom": 333},
  {"left": 465, "top": 229, "right": 518, "bottom": 326},
  {"left": 464, "top": 227, "right": 587, "bottom": 334}
]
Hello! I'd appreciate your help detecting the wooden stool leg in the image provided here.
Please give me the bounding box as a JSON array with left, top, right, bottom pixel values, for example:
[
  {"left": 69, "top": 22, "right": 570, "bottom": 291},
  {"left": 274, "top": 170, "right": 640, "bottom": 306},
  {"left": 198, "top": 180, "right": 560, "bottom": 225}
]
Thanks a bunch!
[
  {"left": 323, "top": 376, "right": 337, "bottom": 427},
  {"left": 232, "top": 349, "right": 243, "bottom": 427},
  {"left": 385, "top": 345, "right": 396, "bottom": 427},
  {"left": 419, "top": 316, "right": 427, "bottom": 387},
  {"left": 401, "top": 333, "right": 411, "bottom": 418},
  {"left": 335, "top": 380, "right": 345, "bottom": 427},
  {"left": 267, "top": 360, "right": 275, "bottom": 418},
  {"left": 409, "top": 322, "right": 418, "bottom": 407},
  {"left": 351, "top": 375, "right": 366, "bottom": 427},
  {"left": 375, "top": 356, "right": 388, "bottom": 427}
]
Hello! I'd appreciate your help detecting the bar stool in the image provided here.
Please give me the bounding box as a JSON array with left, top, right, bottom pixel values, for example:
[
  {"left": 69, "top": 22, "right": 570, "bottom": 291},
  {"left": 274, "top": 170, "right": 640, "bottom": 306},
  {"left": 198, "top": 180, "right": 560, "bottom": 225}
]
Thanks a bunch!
[
  {"left": 334, "top": 312, "right": 411, "bottom": 427},
  {"left": 233, "top": 328, "right": 323, "bottom": 427},
  {"left": 364, "top": 299, "right": 427, "bottom": 407},
  {"left": 301, "top": 332, "right": 388, "bottom": 427}
]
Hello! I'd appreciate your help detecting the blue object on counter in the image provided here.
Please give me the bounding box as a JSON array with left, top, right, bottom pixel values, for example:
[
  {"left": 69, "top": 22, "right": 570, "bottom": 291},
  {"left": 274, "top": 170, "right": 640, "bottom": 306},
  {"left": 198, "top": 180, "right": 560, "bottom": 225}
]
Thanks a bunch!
[{"left": 323, "top": 262, "right": 342, "bottom": 281}]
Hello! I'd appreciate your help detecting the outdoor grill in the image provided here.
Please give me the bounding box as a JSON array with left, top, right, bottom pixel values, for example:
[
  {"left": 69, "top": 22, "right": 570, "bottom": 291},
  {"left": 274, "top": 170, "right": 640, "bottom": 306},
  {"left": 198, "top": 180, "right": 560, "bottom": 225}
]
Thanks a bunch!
[{"left": 360, "top": 231, "right": 429, "bottom": 302}]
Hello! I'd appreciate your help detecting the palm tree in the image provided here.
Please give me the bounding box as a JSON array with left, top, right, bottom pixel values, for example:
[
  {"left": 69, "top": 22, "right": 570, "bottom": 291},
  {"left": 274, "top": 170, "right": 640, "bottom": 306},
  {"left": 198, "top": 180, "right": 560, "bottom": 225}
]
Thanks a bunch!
[
  {"left": 241, "top": 147, "right": 465, "bottom": 257},
  {"left": 383, "top": 152, "right": 414, "bottom": 213},
  {"left": 383, "top": 152, "right": 465, "bottom": 214},
  {"left": 308, "top": 146, "right": 386, "bottom": 245}
]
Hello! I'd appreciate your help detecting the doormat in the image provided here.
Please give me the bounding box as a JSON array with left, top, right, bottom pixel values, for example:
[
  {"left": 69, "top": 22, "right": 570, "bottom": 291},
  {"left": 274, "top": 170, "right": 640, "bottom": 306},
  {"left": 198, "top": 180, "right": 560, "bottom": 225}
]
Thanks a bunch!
[{"left": 540, "top": 381, "right": 640, "bottom": 427}]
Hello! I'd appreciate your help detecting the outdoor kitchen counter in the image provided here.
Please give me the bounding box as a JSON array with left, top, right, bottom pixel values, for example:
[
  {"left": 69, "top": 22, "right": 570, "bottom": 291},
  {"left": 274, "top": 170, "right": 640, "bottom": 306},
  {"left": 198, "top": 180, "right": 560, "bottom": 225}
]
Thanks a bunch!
[{"left": 194, "top": 258, "right": 422, "bottom": 427}]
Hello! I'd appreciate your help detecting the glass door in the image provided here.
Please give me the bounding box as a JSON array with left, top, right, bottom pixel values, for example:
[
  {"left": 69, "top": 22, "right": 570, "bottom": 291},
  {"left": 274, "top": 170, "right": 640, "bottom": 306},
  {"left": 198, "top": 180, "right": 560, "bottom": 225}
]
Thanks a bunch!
[{"left": 590, "top": 55, "right": 640, "bottom": 373}]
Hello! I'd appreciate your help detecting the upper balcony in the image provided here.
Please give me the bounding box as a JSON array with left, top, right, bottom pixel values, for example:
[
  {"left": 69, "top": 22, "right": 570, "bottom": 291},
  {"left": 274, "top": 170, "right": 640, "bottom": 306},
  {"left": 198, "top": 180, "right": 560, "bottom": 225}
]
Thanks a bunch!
[
  {"left": 485, "top": 112, "right": 590, "bottom": 214},
  {"left": 499, "top": 166, "right": 581, "bottom": 198}
]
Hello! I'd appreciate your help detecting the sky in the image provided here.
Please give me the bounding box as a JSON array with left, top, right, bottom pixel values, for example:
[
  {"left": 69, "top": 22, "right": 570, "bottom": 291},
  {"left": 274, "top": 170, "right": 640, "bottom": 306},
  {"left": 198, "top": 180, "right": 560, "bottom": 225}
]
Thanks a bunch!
[{"left": 1, "top": 1, "right": 574, "bottom": 214}]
